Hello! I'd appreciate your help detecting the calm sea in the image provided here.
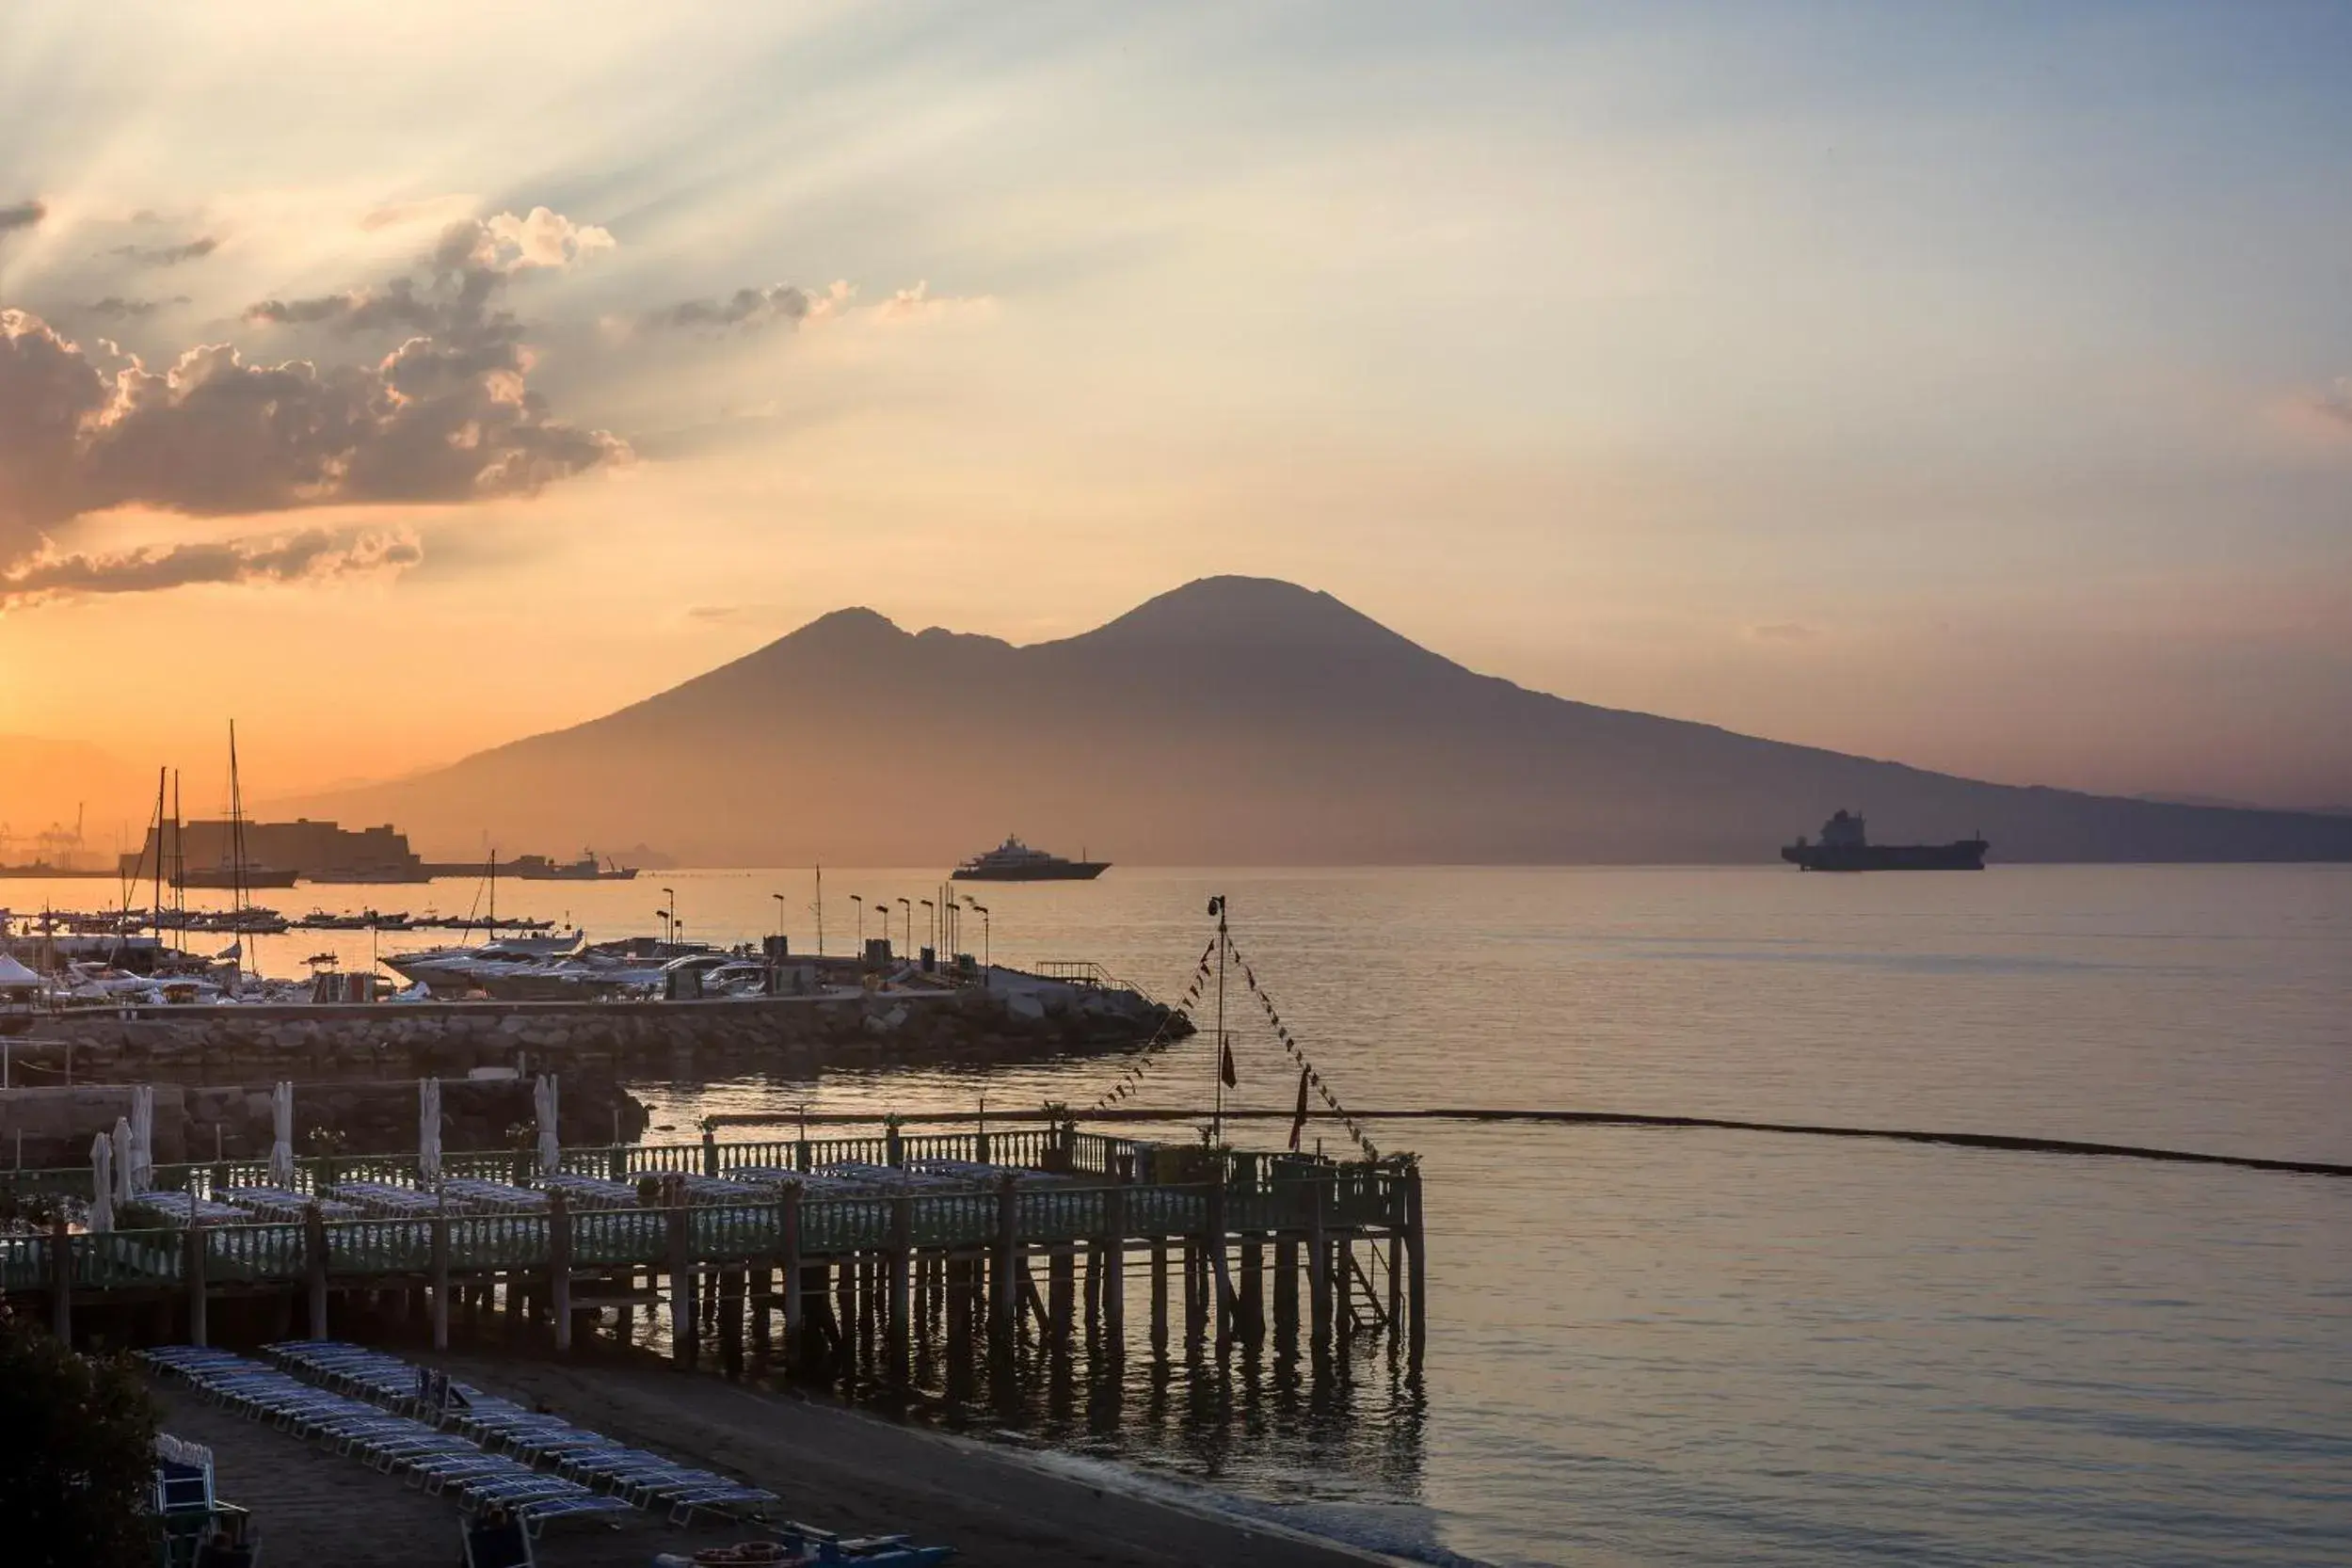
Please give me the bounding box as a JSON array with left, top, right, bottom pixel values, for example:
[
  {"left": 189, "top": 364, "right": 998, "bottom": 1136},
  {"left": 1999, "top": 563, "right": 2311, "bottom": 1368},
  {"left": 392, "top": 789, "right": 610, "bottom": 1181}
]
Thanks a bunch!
[{"left": 13, "top": 865, "right": 2350, "bottom": 1565}]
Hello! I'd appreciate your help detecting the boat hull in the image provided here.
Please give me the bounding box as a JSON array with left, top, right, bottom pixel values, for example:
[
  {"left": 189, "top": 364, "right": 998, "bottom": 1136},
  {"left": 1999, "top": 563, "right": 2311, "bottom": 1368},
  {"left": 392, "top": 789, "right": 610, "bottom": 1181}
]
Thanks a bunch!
[
  {"left": 1782, "top": 840, "right": 1988, "bottom": 872},
  {"left": 952, "top": 862, "right": 1111, "bottom": 881},
  {"left": 174, "top": 869, "right": 301, "bottom": 888}
]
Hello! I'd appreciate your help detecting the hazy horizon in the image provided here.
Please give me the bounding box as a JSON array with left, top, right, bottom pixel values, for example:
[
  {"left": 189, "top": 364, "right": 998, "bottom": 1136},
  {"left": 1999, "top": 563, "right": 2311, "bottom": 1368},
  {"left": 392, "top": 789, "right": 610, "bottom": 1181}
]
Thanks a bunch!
[{"left": 5, "top": 3, "right": 2351, "bottom": 841}]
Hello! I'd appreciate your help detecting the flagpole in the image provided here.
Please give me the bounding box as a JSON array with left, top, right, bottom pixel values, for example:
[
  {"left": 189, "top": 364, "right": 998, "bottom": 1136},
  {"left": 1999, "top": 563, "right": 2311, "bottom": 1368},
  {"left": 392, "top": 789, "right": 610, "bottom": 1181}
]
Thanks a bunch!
[{"left": 1212, "top": 895, "right": 1226, "bottom": 1145}]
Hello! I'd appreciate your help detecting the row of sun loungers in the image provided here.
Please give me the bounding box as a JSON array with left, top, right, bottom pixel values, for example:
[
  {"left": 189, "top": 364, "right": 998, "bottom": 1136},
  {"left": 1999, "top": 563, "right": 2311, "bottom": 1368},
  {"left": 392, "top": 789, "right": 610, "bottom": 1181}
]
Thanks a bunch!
[
  {"left": 264, "top": 1340, "right": 786, "bottom": 1528},
  {"left": 140, "top": 1345, "right": 633, "bottom": 1535}
]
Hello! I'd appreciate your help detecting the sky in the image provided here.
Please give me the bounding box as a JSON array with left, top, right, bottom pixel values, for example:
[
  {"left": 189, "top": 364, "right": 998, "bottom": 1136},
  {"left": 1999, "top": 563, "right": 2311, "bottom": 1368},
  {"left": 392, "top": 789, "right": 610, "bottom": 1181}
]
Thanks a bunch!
[{"left": 1, "top": 0, "right": 2348, "bottom": 847}]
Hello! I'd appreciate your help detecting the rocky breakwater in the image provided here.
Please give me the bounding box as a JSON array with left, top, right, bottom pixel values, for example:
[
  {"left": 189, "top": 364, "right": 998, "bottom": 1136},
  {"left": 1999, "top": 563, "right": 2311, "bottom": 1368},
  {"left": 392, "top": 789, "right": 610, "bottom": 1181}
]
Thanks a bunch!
[{"left": 17, "top": 971, "right": 1184, "bottom": 1087}]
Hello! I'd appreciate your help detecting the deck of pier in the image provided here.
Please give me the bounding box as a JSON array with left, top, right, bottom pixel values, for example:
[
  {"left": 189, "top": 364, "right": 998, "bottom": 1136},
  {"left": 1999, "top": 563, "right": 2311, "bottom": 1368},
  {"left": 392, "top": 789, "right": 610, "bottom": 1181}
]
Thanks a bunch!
[{"left": 1, "top": 1126, "right": 1426, "bottom": 1372}]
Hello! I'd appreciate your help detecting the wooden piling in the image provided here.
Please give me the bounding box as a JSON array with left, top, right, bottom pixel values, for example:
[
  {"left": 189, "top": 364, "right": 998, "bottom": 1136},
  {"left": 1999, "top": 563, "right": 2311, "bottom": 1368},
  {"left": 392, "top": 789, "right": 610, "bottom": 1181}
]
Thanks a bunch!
[
  {"left": 183, "top": 1218, "right": 206, "bottom": 1348},
  {"left": 664, "top": 1190, "right": 696, "bottom": 1368},
  {"left": 1273, "top": 1235, "right": 1299, "bottom": 1349},
  {"left": 888, "top": 1195, "right": 914, "bottom": 1376},
  {"left": 1308, "top": 1180, "right": 1331, "bottom": 1357},
  {"left": 1206, "top": 1178, "right": 1236, "bottom": 1352},
  {"left": 1148, "top": 1239, "right": 1169, "bottom": 1357},
  {"left": 1048, "top": 1246, "right": 1075, "bottom": 1352},
  {"left": 304, "top": 1204, "right": 329, "bottom": 1341},
  {"left": 429, "top": 1213, "right": 450, "bottom": 1351},
  {"left": 1180, "top": 1241, "right": 1204, "bottom": 1354},
  {"left": 1404, "top": 1160, "right": 1427, "bottom": 1366},
  {"left": 718, "top": 1267, "right": 744, "bottom": 1379},
  {"left": 1239, "top": 1233, "right": 1264, "bottom": 1349},
  {"left": 778, "top": 1184, "right": 803, "bottom": 1363},
  {"left": 991, "top": 1174, "right": 1019, "bottom": 1351},
  {"left": 1101, "top": 1186, "right": 1127, "bottom": 1360},
  {"left": 549, "top": 1192, "right": 573, "bottom": 1353}
]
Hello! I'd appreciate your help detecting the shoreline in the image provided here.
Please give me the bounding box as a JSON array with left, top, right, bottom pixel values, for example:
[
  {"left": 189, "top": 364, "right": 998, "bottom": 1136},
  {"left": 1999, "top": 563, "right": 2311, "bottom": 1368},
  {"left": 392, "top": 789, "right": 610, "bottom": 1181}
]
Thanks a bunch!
[{"left": 425, "top": 1342, "right": 1402, "bottom": 1568}]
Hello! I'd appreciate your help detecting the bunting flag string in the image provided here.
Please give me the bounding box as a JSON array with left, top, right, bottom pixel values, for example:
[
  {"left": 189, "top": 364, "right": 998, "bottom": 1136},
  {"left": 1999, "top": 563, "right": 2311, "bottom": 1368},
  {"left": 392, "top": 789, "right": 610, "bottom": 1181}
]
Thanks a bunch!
[
  {"left": 1221, "top": 929, "right": 1380, "bottom": 1161},
  {"left": 1087, "top": 937, "right": 1217, "bottom": 1112}
]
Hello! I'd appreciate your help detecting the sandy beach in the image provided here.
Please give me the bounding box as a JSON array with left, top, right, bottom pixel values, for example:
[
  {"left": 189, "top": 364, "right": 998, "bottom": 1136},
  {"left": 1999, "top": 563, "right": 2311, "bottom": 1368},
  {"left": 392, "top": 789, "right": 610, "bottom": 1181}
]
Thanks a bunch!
[{"left": 152, "top": 1344, "right": 1379, "bottom": 1568}]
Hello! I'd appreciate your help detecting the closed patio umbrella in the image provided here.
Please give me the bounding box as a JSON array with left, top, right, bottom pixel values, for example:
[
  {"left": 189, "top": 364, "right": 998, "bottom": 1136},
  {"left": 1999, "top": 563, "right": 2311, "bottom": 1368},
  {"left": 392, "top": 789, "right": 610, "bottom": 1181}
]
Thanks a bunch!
[
  {"left": 268, "top": 1080, "right": 295, "bottom": 1187},
  {"left": 418, "top": 1077, "right": 442, "bottom": 1182},
  {"left": 130, "top": 1084, "right": 155, "bottom": 1192},
  {"left": 89, "top": 1131, "right": 114, "bottom": 1233},
  {"left": 112, "top": 1116, "right": 136, "bottom": 1207},
  {"left": 534, "top": 1074, "right": 560, "bottom": 1177}
]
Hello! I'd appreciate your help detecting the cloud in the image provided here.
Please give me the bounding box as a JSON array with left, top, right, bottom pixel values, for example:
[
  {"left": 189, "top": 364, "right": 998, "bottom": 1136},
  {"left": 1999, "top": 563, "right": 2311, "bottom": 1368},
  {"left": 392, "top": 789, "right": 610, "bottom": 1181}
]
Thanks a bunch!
[
  {"left": 244, "top": 278, "right": 445, "bottom": 333},
  {"left": 0, "top": 200, "right": 44, "bottom": 234},
  {"left": 0, "top": 306, "right": 627, "bottom": 563},
  {"left": 872, "top": 280, "right": 995, "bottom": 325},
  {"left": 111, "top": 236, "right": 218, "bottom": 267},
  {"left": 0, "top": 526, "right": 420, "bottom": 609},
  {"left": 87, "top": 296, "right": 190, "bottom": 320},
  {"left": 435, "top": 208, "right": 614, "bottom": 277},
  {"left": 639, "top": 280, "right": 853, "bottom": 334},
  {"left": 358, "top": 195, "right": 476, "bottom": 232}
]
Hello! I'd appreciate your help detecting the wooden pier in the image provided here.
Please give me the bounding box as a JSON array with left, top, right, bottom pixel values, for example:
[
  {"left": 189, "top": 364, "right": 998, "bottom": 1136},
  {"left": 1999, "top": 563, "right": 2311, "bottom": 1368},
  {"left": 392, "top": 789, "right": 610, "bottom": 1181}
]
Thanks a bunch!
[{"left": 0, "top": 1125, "right": 1426, "bottom": 1377}]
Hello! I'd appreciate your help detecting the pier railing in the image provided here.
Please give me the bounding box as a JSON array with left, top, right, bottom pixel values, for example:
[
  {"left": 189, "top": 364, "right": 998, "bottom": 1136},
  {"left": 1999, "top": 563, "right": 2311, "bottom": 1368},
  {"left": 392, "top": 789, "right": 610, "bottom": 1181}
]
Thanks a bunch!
[{"left": 0, "top": 1131, "right": 1411, "bottom": 1297}]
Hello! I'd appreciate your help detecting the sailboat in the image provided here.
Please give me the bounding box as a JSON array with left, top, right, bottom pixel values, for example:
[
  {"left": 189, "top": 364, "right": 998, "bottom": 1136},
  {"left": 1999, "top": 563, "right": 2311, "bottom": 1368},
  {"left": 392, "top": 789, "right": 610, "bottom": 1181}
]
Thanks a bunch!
[
  {"left": 176, "top": 726, "right": 296, "bottom": 888},
  {"left": 382, "top": 852, "right": 581, "bottom": 995}
]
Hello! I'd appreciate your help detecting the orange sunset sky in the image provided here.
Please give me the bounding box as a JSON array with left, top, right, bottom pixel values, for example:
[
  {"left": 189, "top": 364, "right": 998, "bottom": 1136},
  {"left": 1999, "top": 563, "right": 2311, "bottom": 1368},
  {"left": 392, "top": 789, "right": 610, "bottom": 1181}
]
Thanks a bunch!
[{"left": 3, "top": 3, "right": 2349, "bottom": 848}]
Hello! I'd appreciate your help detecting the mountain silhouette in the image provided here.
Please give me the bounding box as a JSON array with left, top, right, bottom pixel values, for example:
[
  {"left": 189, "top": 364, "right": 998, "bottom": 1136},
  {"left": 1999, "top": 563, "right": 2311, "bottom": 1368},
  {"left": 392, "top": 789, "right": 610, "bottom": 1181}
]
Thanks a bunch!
[{"left": 301, "top": 577, "right": 2352, "bottom": 866}]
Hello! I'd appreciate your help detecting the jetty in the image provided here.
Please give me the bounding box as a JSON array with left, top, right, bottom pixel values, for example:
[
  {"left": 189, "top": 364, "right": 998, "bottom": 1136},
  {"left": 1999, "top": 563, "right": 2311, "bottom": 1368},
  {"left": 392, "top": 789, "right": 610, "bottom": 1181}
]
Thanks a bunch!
[{"left": 0, "top": 1123, "right": 1426, "bottom": 1376}]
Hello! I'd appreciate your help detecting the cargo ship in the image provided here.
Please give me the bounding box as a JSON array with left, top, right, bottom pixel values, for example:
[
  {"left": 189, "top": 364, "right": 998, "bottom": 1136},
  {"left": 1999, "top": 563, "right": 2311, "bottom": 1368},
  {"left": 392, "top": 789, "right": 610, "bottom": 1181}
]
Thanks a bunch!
[
  {"left": 508, "top": 850, "right": 639, "bottom": 881},
  {"left": 1782, "top": 810, "right": 1988, "bottom": 872},
  {"left": 952, "top": 836, "right": 1110, "bottom": 881}
]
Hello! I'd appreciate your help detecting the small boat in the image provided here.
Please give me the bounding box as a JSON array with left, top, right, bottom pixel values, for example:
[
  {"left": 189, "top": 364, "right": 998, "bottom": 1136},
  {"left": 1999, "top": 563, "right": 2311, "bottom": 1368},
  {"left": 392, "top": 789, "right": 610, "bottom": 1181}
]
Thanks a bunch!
[{"left": 508, "top": 849, "right": 639, "bottom": 881}]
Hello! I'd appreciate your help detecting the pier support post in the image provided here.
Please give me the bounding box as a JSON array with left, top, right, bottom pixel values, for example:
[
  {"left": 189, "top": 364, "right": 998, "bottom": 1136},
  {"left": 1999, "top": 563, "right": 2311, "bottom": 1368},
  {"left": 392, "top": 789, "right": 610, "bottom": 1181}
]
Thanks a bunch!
[
  {"left": 1181, "top": 1241, "right": 1205, "bottom": 1355},
  {"left": 1335, "top": 1236, "right": 1355, "bottom": 1355},
  {"left": 888, "top": 1195, "right": 914, "bottom": 1379},
  {"left": 548, "top": 1192, "right": 573, "bottom": 1353},
  {"left": 779, "top": 1185, "right": 803, "bottom": 1365},
  {"left": 1404, "top": 1160, "right": 1427, "bottom": 1368},
  {"left": 45, "top": 1216, "right": 71, "bottom": 1343},
  {"left": 1308, "top": 1180, "right": 1331, "bottom": 1359},
  {"left": 1206, "top": 1178, "right": 1236, "bottom": 1352},
  {"left": 1048, "top": 1246, "right": 1074, "bottom": 1354},
  {"left": 1149, "top": 1240, "right": 1168, "bottom": 1357},
  {"left": 1101, "top": 1186, "right": 1127, "bottom": 1362},
  {"left": 1239, "top": 1233, "right": 1264, "bottom": 1350},
  {"left": 718, "top": 1267, "right": 744, "bottom": 1379},
  {"left": 429, "top": 1214, "right": 450, "bottom": 1351},
  {"left": 1273, "top": 1235, "right": 1299, "bottom": 1350},
  {"left": 305, "top": 1204, "right": 330, "bottom": 1342},
  {"left": 183, "top": 1218, "right": 206, "bottom": 1348},
  {"left": 664, "top": 1184, "right": 696, "bottom": 1369},
  {"left": 749, "top": 1258, "right": 773, "bottom": 1362},
  {"left": 991, "top": 1175, "right": 1019, "bottom": 1352},
  {"left": 835, "top": 1256, "right": 860, "bottom": 1367}
]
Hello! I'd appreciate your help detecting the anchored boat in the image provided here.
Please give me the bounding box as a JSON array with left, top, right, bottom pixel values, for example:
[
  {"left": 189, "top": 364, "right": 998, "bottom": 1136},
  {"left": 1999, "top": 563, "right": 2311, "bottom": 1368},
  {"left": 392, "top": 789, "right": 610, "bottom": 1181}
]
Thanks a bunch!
[
  {"left": 1782, "top": 810, "right": 1989, "bottom": 871},
  {"left": 951, "top": 836, "right": 1110, "bottom": 882}
]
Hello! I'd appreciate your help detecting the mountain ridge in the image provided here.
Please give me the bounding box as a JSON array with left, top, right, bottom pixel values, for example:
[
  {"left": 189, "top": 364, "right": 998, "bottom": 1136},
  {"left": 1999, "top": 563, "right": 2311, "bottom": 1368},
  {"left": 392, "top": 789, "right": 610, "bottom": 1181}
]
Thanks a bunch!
[{"left": 291, "top": 577, "right": 2352, "bottom": 866}]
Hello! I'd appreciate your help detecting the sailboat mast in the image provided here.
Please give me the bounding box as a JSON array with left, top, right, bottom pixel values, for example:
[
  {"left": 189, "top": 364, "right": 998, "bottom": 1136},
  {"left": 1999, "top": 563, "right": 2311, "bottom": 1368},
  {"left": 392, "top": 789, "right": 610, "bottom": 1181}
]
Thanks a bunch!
[{"left": 149, "top": 767, "right": 165, "bottom": 944}]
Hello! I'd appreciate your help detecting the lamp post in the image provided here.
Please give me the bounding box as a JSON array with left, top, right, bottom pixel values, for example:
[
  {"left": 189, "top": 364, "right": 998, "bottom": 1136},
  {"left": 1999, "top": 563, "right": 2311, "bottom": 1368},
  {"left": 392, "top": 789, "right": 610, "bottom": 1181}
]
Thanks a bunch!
[
  {"left": 896, "top": 897, "right": 912, "bottom": 957},
  {"left": 851, "top": 895, "right": 864, "bottom": 950},
  {"left": 919, "top": 899, "right": 934, "bottom": 962},
  {"left": 964, "top": 899, "right": 990, "bottom": 969},
  {"left": 662, "top": 888, "right": 677, "bottom": 945}
]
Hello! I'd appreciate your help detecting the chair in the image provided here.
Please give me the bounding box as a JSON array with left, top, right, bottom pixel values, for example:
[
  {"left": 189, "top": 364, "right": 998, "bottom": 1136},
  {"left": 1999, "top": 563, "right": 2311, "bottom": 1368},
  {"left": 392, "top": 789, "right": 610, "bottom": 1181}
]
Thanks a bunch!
[{"left": 460, "top": 1513, "right": 535, "bottom": 1568}]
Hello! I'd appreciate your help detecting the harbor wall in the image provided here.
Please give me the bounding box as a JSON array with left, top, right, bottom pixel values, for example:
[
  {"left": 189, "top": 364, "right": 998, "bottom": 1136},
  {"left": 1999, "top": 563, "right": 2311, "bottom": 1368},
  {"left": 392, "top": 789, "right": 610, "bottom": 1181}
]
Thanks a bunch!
[{"left": 3, "top": 983, "right": 1174, "bottom": 1101}]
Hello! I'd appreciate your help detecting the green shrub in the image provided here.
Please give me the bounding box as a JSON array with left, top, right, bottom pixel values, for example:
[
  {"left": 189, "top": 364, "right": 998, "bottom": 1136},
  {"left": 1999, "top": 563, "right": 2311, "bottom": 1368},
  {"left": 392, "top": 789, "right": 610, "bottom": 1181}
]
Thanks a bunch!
[{"left": 0, "top": 1316, "right": 160, "bottom": 1568}]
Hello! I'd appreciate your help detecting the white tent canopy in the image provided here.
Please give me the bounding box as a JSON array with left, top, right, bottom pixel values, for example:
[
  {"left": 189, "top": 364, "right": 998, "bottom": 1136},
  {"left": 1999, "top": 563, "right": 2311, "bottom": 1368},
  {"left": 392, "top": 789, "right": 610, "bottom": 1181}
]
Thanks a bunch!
[
  {"left": 88, "top": 1132, "right": 114, "bottom": 1233},
  {"left": 268, "top": 1080, "right": 295, "bottom": 1187},
  {"left": 534, "top": 1074, "right": 561, "bottom": 1177},
  {"left": 0, "top": 952, "right": 41, "bottom": 988},
  {"left": 418, "top": 1077, "right": 442, "bottom": 1182}
]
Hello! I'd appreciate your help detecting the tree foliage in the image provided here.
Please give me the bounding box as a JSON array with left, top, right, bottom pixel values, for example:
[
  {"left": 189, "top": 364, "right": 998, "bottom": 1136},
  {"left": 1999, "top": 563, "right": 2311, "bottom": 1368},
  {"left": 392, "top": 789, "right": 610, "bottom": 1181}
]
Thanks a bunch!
[{"left": 0, "top": 1317, "right": 159, "bottom": 1568}]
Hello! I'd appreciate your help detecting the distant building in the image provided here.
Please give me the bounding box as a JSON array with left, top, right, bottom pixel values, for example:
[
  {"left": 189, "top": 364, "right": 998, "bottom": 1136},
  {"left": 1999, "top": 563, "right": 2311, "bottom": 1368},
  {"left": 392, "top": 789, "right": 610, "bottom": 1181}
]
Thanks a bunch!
[{"left": 120, "top": 819, "right": 425, "bottom": 880}]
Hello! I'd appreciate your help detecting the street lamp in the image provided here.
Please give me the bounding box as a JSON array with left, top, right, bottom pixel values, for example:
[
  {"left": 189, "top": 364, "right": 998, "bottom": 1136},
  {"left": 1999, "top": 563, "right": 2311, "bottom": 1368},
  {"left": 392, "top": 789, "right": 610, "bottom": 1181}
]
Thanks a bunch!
[
  {"left": 771, "top": 892, "right": 786, "bottom": 945},
  {"left": 662, "top": 888, "right": 677, "bottom": 945},
  {"left": 896, "top": 897, "right": 912, "bottom": 956},
  {"left": 851, "top": 895, "right": 864, "bottom": 948},
  {"left": 964, "top": 898, "right": 990, "bottom": 969},
  {"left": 919, "top": 899, "right": 934, "bottom": 961}
]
